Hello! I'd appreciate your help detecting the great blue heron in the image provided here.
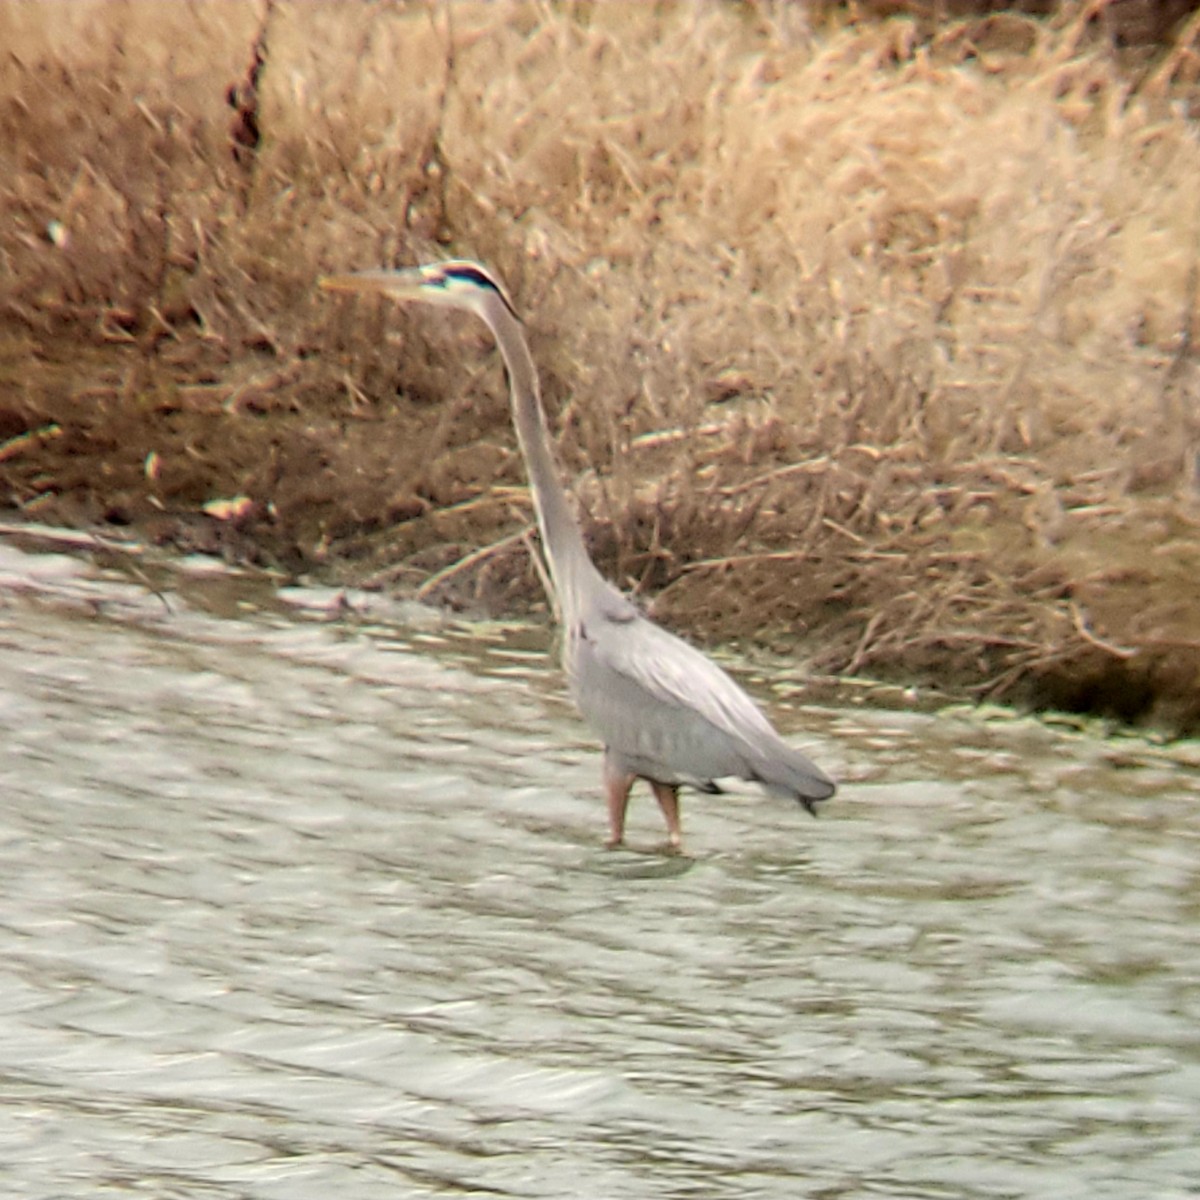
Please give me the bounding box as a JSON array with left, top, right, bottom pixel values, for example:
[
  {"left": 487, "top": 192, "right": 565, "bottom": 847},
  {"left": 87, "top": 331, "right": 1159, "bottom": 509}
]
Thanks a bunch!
[{"left": 321, "top": 260, "right": 835, "bottom": 850}]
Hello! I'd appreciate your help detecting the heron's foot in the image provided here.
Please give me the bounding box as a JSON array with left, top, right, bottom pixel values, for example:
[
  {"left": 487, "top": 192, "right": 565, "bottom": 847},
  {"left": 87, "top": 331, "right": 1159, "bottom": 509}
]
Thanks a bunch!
[
  {"left": 604, "top": 833, "right": 625, "bottom": 851},
  {"left": 604, "top": 836, "right": 684, "bottom": 857}
]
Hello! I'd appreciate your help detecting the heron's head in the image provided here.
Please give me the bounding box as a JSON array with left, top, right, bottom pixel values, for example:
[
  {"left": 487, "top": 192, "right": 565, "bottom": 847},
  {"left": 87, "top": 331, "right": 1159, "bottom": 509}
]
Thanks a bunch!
[{"left": 319, "top": 259, "right": 519, "bottom": 321}]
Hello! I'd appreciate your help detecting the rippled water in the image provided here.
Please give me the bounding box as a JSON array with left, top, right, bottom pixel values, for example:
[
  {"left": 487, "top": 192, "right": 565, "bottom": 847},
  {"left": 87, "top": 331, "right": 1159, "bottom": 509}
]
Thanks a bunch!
[{"left": 1, "top": 538, "right": 1197, "bottom": 1199}]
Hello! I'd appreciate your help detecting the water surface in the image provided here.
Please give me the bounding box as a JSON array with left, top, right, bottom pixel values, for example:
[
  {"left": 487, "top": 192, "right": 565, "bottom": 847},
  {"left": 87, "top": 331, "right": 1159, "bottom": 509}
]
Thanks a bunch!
[{"left": 1, "top": 540, "right": 1197, "bottom": 1198}]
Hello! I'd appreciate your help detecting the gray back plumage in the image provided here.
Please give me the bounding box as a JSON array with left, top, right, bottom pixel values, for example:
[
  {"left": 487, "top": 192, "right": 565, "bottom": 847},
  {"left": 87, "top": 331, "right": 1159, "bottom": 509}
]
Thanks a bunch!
[{"left": 566, "top": 584, "right": 834, "bottom": 803}]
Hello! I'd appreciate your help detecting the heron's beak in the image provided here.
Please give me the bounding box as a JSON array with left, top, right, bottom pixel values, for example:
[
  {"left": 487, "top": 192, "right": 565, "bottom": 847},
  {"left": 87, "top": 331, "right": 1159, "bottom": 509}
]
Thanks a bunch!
[{"left": 318, "top": 268, "right": 428, "bottom": 298}]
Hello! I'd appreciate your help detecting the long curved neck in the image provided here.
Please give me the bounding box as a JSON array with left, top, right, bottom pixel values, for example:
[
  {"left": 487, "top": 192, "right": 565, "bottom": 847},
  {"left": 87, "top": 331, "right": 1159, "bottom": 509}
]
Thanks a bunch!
[{"left": 476, "top": 293, "right": 601, "bottom": 619}]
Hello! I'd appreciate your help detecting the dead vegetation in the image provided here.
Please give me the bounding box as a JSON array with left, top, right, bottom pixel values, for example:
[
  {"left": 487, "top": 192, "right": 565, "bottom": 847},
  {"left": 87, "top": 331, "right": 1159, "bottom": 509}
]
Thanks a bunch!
[{"left": 1, "top": 0, "right": 1199, "bottom": 729}]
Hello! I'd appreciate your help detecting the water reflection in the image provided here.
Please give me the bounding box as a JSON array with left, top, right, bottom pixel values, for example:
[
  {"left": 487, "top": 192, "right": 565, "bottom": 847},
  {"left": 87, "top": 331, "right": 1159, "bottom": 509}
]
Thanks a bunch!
[{"left": 1, "top": 540, "right": 1197, "bottom": 1199}]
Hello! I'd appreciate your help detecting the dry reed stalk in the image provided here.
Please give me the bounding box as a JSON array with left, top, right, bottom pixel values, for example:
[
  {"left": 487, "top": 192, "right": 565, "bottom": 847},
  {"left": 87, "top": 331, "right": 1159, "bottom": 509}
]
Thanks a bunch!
[{"left": 1, "top": 1, "right": 1198, "bottom": 726}]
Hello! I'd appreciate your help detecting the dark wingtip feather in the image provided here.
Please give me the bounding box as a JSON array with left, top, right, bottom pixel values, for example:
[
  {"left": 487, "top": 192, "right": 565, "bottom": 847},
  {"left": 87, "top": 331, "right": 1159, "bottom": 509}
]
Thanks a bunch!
[
  {"left": 751, "top": 761, "right": 835, "bottom": 816},
  {"left": 799, "top": 780, "right": 836, "bottom": 817}
]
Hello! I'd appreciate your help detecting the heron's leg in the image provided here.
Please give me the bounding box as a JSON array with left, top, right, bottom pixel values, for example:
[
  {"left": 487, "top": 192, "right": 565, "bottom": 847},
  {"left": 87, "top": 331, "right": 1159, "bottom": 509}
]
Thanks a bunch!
[
  {"left": 602, "top": 751, "right": 636, "bottom": 849},
  {"left": 649, "top": 781, "right": 683, "bottom": 852}
]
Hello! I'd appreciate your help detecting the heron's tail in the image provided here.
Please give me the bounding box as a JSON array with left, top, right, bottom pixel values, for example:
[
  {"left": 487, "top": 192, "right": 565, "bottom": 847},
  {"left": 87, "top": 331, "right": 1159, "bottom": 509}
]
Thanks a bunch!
[{"left": 752, "top": 745, "right": 836, "bottom": 817}]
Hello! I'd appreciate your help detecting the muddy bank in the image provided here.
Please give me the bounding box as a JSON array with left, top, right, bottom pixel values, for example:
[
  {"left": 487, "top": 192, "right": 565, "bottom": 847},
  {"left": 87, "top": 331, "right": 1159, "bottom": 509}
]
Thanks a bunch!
[{"left": 1, "top": 2, "right": 1199, "bottom": 731}]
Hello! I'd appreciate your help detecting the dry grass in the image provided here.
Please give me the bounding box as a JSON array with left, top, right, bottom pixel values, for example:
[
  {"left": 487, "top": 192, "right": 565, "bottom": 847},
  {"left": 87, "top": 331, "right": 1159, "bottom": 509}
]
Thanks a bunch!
[{"left": 1, "top": 0, "right": 1199, "bottom": 728}]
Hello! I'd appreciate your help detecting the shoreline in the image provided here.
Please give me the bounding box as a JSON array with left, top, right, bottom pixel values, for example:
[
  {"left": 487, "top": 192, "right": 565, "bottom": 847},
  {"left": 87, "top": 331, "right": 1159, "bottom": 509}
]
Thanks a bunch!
[{"left": 1, "top": 2, "right": 1198, "bottom": 733}]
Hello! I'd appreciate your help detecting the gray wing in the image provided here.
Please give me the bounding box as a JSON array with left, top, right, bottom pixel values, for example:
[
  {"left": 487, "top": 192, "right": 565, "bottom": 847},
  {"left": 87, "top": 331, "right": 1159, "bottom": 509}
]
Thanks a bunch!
[{"left": 567, "top": 596, "right": 834, "bottom": 803}]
